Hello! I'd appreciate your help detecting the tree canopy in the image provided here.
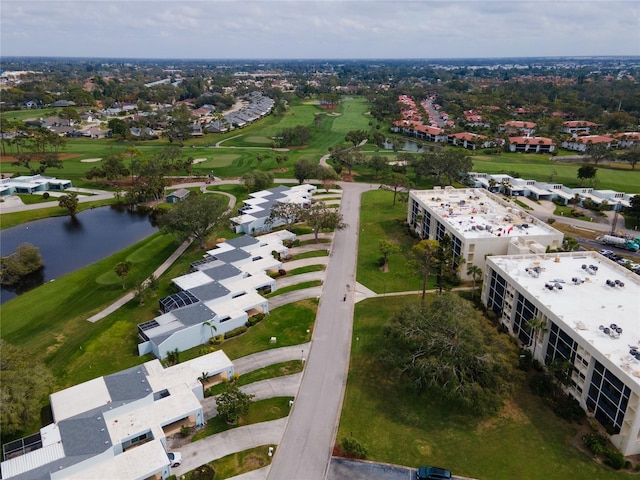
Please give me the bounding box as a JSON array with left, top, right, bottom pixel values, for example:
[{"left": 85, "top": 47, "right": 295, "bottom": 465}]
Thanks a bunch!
[
  {"left": 1, "top": 340, "right": 54, "bottom": 437},
  {"left": 293, "top": 158, "right": 318, "bottom": 184},
  {"left": 0, "top": 243, "right": 44, "bottom": 286},
  {"left": 384, "top": 294, "right": 516, "bottom": 415},
  {"left": 161, "top": 193, "right": 230, "bottom": 249},
  {"left": 301, "top": 201, "right": 346, "bottom": 242},
  {"left": 242, "top": 170, "right": 274, "bottom": 192},
  {"left": 216, "top": 382, "right": 255, "bottom": 425}
]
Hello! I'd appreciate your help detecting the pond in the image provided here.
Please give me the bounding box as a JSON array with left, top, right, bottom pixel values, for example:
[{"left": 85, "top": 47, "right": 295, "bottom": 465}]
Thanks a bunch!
[
  {"left": 382, "top": 139, "right": 426, "bottom": 153},
  {"left": 0, "top": 205, "right": 159, "bottom": 303}
]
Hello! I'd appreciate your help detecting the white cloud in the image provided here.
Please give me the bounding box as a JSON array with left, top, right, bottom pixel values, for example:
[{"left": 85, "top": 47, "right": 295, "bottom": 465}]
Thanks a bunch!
[{"left": 1, "top": 0, "right": 638, "bottom": 58}]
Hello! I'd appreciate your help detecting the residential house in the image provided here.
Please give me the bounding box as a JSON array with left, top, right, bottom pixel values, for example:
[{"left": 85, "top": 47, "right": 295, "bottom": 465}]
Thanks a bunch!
[
  {"left": 561, "top": 120, "right": 600, "bottom": 135},
  {"left": 508, "top": 136, "right": 555, "bottom": 153},
  {"left": 499, "top": 121, "right": 537, "bottom": 135},
  {"left": 231, "top": 185, "right": 317, "bottom": 235},
  {"left": 0, "top": 175, "right": 72, "bottom": 196},
  {"left": 561, "top": 135, "right": 617, "bottom": 152},
  {"left": 166, "top": 189, "right": 190, "bottom": 203},
  {"left": 447, "top": 132, "right": 492, "bottom": 150}
]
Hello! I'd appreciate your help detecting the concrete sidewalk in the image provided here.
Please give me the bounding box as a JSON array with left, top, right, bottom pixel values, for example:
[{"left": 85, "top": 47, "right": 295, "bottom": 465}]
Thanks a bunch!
[
  {"left": 170, "top": 418, "right": 287, "bottom": 477},
  {"left": 267, "top": 286, "right": 323, "bottom": 310},
  {"left": 233, "top": 343, "right": 311, "bottom": 375}
]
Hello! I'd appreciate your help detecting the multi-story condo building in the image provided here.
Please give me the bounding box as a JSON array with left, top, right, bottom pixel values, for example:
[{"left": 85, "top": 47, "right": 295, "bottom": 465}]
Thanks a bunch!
[
  {"left": 407, "top": 188, "right": 564, "bottom": 279},
  {"left": 482, "top": 252, "right": 640, "bottom": 455}
]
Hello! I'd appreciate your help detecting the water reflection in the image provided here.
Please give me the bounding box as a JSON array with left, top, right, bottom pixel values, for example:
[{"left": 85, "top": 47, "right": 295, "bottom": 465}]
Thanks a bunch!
[{"left": 0, "top": 206, "right": 158, "bottom": 303}]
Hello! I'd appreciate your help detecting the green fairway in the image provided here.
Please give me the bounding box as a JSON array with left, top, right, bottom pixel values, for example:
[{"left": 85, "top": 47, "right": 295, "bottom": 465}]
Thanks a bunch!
[
  {"left": 338, "top": 296, "right": 633, "bottom": 480},
  {"left": 0, "top": 232, "right": 179, "bottom": 387},
  {"left": 472, "top": 154, "right": 640, "bottom": 193}
]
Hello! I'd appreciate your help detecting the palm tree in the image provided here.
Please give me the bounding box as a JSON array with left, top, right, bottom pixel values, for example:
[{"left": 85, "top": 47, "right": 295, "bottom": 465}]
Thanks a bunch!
[
  {"left": 526, "top": 317, "right": 548, "bottom": 360},
  {"left": 203, "top": 321, "right": 217, "bottom": 340},
  {"left": 466, "top": 264, "right": 483, "bottom": 299}
]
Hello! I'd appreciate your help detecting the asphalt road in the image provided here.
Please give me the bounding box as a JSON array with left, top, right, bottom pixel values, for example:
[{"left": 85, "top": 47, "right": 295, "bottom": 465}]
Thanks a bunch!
[{"left": 267, "top": 182, "right": 372, "bottom": 480}]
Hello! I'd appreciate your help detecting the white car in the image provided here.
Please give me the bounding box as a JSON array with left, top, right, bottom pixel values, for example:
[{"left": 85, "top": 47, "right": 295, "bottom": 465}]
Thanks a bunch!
[
  {"left": 168, "top": 452, "right": 182, "bottom": 467},
  {"left": 599, "top": 249, "right": 613, "bottom": 256}
]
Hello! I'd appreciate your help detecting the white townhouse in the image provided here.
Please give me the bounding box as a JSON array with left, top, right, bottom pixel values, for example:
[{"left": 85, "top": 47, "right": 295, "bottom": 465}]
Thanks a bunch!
[
  {"left": 231, "top": 184, "right": 317, "bottom": 235},
  {"left": 138, "top": 232, "right": 295, "bottom": 359},
  {"left": 1, "top": 351, "right": 234, "bottom": 480}
]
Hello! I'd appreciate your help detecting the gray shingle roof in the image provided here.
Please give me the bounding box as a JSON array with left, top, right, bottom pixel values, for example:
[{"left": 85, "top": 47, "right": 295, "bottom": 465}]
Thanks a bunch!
[
  {"left": 200, "top": 263, "right": 242, "bottom": 281},
  {"left": 58, "top": 416, "right": 111, "bottom": 456},
  {"left": 226, "top": 235, "right": 259, "bottom": 248},
  {"left": 189, "top": 281, "right": 230, "bottom": 301},
  {"left": 103, "top": 365, "right": 151, "bottom": 402},
  {"left": 172, "top": 303, "right": 217, "bottom": 326},
  {"left": 213, "top": 249, "right": 251, "bottom": 263}
]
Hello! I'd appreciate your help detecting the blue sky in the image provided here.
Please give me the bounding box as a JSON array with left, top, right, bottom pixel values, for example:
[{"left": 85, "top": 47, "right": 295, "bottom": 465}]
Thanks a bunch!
[{"left": 1, "top": 1, "right": 639, "bottom": 59}]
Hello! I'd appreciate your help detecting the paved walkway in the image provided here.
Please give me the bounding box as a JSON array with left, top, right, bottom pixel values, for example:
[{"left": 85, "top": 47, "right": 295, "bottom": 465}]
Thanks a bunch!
[
  {"left": 268, "top": 286, "right": 323, "bottom": 310},
  {"left": 170, "top": 418, "right": 287, "bottom": 477},
  {"left": 275, "top": 271, "right": 324, "bottom": 289},
  {"left": 233, "top": 343, "right": 311, "bottom": 376}
]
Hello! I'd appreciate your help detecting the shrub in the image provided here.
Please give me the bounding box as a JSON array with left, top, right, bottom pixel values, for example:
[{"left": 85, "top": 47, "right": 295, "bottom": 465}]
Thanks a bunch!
[
  {"left": 224, "top": 326, "right": 248, "bottom": 339},
  {"left": 604, "top": 449, "right": 626, "bottom": 469},
  {"left": 278, "top": 268, "right": 287, "bottom": 276},
  {"left": 210, "top": 334, "right": 224, "bottom": 345},
  {"left": 339, "top": 437, "right": 367, "bottom": 459},
  {"left": 529, "top": 373, "right": 556, "bottom": 397},
  {"left": 180, "top": 424, "right": 191, "bottom": 438},
  {"left": 583, "top": 433, "right": 608, "bottom": 456},
  {"left": 42, "top": 192, "right": 50, "bottom": 199},
  {"left": 190, "top": 464, "right": 215, "bottom": 480},
  {"left": 517, "top": 349, "right": 532, "bottom": 371},
  {"left": 547, "top": 218, "right": 556, "bottom": 224},
  {"left": 551, "top": 395, "right": 586, "bottom": 422}
]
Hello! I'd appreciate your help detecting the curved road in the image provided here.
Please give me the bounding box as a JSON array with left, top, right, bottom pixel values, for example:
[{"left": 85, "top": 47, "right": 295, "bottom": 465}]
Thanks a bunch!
[{"left": 267, "top": 182, "right": 372, "bottom": 480}]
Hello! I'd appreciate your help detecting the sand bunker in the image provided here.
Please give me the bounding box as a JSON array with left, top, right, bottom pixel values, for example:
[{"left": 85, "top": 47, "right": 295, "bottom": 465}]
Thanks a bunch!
[
  {"left": 192, "top": 158, "right": 208, "bottom": 164},
  {"left": 81, "top": 158, "right": 102, "bottom": 163}
]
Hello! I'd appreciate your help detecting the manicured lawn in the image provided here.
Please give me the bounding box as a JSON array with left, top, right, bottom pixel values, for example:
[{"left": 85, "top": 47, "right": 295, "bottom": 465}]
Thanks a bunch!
[
  {"left": 338, "top": 296, "right": 633, "bottom": 480},
  {"left": 207, "top": 361, "right": 303, "bottom": 396},
  {"left": 357, "top": 190, "right": 426, "bottom": 294},
  {"left": 190, "top": 445, "right": 275, "bottom": 480},
  {"left": 286, "top": 265, "right": 325, "bottom": 275},
  {"left": 192, "top": 397, "right": 293, "bottom": 441},
  {"left": 180, "top": 299, "right": 317, "bottom": 362},
  {"left": 288, "top": 250, "right": 329, "bottom": 261},
  {"left": 265, "top": 280, "right": 322, "bottom": 298},
  {"left": 0, "top": 232, "right": 179, "bottom": 387}
]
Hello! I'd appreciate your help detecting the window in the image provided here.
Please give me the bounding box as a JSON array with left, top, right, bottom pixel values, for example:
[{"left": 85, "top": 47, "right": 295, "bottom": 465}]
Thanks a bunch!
[
  {"left": 513, "top": 293, "right": 537, "bottom": 345},
  {"left": 486, "top": 269, "right": 507, "bottom": 317},
  {"left": 586, "top": 361, "right": 630, "bottom": 434}
]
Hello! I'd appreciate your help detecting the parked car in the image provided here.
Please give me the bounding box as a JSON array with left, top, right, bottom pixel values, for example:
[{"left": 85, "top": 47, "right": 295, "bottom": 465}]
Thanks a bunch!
[
  {"left": 417, "top": 466, "right": 452, "bottom": 480},
  {"left": 599, "top": 249, "right": 613, "bottom": 256},
  {"left": 168, "top": 451, "right": 182, "bottom": 467}
]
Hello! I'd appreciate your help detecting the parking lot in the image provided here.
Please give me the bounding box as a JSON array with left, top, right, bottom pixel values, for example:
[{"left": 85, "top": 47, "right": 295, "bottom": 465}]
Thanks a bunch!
[{"left": 326, "top": 457, "right": 475, "bottom": 480}]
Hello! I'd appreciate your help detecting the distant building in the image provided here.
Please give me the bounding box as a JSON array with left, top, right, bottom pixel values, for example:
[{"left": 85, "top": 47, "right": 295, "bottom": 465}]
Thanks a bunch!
[
  {"left": 482, "top": 252, "right": 640, "bottom": 456},
  {"left": 166, "top": 188, "right": 190, "bottom": 203},
  {"left": 231, "top": 184, "right": 316, "bottom": 235},
  {"left": 0, "top": 175, "right": 72, "bottom": 196}
]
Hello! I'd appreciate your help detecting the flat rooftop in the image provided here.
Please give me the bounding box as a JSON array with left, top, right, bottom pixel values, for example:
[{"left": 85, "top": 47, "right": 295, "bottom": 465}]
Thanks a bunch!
[
  {"left": 412, "top": 188, "right": 561, "bottom": 240},
  {"left": 489, "top": 252, "right": 640, "bottom": 386}
]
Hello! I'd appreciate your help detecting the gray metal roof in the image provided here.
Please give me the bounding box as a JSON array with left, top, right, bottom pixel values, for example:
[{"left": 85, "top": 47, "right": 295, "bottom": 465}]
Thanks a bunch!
[
  {"left": 103, "top": 365, "right": 151, "bottom": 402},
  {"left": 226, "top": 235, "right": 259, "bottom": 248},
  {"left": 58, "top": 416, "right": 111, "bottom": 456},
  {"left": 213, "top": 249, "right": 251, "bottom": 263},
  {"left": 189, "top": 281, "right": 230, "bottom": 301},
  {"left": 171, "top": 303, "right": 217, "bottom": 326},
  {"left": 268, "top": 185, "right": 290, "bottom": 194},
  {"left": 201, "top": 263, "right": 242, "bottom": 281}
]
